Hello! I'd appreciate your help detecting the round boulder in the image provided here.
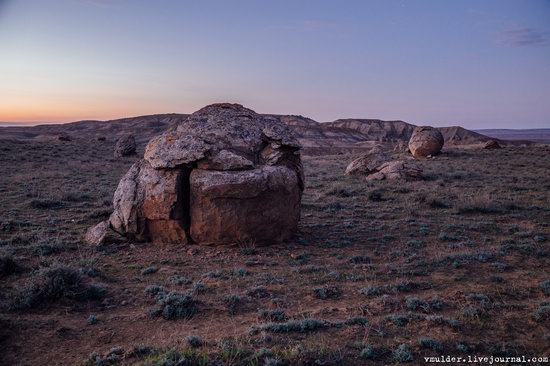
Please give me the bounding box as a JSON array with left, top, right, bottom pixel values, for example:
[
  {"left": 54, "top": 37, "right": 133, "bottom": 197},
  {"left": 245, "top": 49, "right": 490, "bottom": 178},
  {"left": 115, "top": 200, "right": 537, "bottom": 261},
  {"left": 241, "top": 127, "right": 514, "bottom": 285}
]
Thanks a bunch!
[
  {"left": 408, "top": 126, "right": 444, "bottom": 159},
  {"left": 103, "top": 103, "right": 304, "bottom": 245},
  {"left": 114, "top": 134, "right": 136, "bottom": 157}
]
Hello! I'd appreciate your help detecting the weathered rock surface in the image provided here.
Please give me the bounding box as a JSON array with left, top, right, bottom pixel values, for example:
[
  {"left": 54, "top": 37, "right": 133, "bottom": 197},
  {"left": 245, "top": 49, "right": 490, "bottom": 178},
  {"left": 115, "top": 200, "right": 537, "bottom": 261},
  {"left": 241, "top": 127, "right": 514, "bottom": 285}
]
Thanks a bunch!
[
  {"left": 145, "top": 132, "right": 209, "bottom": 169},
  {"left": 114, "top": 134, "right": 136, "bottom": 157},
  {"left": 344, "top": 148, "right": 390, "bottom": 175},
  {"left": 98, "top": 103, "right": 304, "bottom": 245},
  {"left": 408, "top": 126, "right": 444, "bottom": 159},
  {"left": 85, "top": 220, "right": 109, "bottom": 246},
  {"left": 393, "top": 141, "right": 409, "bottom": 153},
  {"left": 483, "top": 140, "right": 502, "bottom": 150},
  {"left": 196, "top": 149, "right": 254, "bottom": 171},
  {"left": 366, "top": 160, "right": 423, "bottom": 181},
  {"left": 109, "top": 160, "right": 189, "bottom": 243},
  {"left": 190, "top": 165, "right": 301, "bottom": 245}
]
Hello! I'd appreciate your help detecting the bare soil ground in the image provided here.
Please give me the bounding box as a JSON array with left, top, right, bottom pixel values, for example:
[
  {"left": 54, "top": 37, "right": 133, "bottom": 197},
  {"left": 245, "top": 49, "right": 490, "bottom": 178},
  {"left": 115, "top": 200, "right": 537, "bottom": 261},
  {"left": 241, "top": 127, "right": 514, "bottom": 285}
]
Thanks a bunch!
[{"left": 0, "top": 138, "right": 549, "bottom": 365}]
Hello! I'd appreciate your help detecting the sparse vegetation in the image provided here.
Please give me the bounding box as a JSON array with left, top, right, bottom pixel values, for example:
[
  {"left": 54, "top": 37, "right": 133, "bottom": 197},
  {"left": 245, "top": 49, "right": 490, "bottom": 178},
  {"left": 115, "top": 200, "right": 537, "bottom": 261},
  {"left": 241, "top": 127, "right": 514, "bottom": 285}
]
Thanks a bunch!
[
  {"left": 141, "top": 266, "right": 158, "bottom": 275},
  {"left": 313, "top": 286, "right": 340, "bottom": 299},
  {"left": 149, "top": 291, "right": 198, "bottom": 320},
  {"left": 10, "top": 265, "right": 106, "bottom": 310},
  {"left": 258, "top": 309, "right": 287, "bottom": 322},
  {"left": 224, "top": 295, "right": 243, "bottom": 315},
  {"left": 255, "top": 319, "right": 330, "bottom": 333},
  {"left": 393, "top": 344, "right": 414, "bottom": 362},
  {"left": 0, "top": 140, "right": 548, "bottom": 364},
  {"left": 0, "top": 255, "right": 20, "bottom": 278},
  {"left": 186, "top": 335, "right": 203, "bottom": 348}
]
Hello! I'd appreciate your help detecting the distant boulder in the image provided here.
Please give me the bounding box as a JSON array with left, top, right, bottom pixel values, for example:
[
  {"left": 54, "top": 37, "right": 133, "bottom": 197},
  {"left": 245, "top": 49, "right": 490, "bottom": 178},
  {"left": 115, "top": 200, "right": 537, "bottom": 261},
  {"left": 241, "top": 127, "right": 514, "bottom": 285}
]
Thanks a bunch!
[
  {"left": 408, "top": 126, "right": 444, "bottom": 159},
  {"left": 114, "top": 134, "right": 136, "bottom": 157},
  {"left": 483, "top": 140, "right": 501, "bottom": 150},
  {"left": 366, "top": 160, "right": 423, "bottom": 181},
  {"left": 345, "top": 147, "right": 422, "bottom": 181},
  {"left": 57, "top": 133, "right": 71, "bottom": 142},
  {"left": 344, "top": 148, "right": 390, "bottom": 175}
]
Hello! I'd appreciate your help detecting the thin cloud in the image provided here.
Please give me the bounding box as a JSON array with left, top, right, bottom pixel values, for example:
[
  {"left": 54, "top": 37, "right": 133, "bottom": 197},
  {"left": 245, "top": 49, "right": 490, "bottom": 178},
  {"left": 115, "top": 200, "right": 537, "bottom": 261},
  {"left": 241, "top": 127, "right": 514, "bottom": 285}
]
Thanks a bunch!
[{"left": 496, "top": 27, "right": 548, "bottom": 47}]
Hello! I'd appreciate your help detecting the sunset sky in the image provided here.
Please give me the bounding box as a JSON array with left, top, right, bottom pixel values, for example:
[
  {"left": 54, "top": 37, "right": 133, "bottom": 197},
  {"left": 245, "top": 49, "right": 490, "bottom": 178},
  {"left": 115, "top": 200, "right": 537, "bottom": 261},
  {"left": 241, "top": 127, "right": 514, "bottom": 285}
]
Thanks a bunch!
[{"left": 0, "top": 0, "right": 549, "bottom": 128}]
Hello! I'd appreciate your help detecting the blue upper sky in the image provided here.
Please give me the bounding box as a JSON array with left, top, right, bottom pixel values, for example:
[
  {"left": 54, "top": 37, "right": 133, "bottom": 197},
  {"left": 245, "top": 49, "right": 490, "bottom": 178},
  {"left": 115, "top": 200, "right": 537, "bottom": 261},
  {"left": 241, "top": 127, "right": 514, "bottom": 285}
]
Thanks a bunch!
[{"left": 0, "top": 0, "right": 549, "bottom": 128}]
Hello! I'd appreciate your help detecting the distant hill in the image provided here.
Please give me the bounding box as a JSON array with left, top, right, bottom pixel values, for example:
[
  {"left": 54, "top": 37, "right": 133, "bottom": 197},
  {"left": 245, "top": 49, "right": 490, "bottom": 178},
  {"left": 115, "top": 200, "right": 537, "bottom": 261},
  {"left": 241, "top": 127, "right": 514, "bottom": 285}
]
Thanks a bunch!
[
  {"left": 475, "top": 129, "right": 550, "bottom": 144},
  {"left": 0, "top": 114, "right": 188, "bottom": 144},
  {"left": 0, "top": 112, "right": 539, "bottom": 149},
  {"left": 438, "top": 126, "right": 493, "bottom": 145},
  {"left": 324, "top": 119, "right": 415, "bottom": 141}
]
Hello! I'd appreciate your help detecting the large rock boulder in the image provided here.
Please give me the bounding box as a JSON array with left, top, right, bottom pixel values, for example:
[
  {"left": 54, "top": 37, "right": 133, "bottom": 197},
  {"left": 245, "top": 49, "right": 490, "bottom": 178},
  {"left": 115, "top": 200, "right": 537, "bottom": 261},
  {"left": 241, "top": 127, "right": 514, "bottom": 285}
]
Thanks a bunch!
[
  {"left": 366, "top": 160, "right": 423, "bottom": 181},
  {"left": 408, "top": 126, "right": 444, "bottom": 159},
  {"left": 114, "top": 134, "right": 136, "bottom": 157},
  {"left": 96, "top": 103, "right": 304, "bottom": 245},
  {"left": 344, "top": 148, "right": 423, "bottom": 181},
  {"left": 344, "top": 148, "right": 390, "bottom": 175}
]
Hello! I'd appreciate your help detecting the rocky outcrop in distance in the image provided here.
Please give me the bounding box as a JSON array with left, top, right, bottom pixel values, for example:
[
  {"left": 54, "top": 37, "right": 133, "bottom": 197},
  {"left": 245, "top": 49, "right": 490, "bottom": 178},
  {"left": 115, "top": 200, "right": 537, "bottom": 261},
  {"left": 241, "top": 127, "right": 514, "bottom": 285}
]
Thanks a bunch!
[{"left": 2, "top": 112, "right": 533, "bottom": 149}]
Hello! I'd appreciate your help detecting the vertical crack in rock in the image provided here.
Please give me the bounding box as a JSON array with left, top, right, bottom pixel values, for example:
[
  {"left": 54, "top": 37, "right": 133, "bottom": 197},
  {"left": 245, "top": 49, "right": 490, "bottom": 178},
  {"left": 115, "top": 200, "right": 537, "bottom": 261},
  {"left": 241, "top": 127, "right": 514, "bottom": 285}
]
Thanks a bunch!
[{"left": 172, "top": 167, "right": 194, "bottom": 244}]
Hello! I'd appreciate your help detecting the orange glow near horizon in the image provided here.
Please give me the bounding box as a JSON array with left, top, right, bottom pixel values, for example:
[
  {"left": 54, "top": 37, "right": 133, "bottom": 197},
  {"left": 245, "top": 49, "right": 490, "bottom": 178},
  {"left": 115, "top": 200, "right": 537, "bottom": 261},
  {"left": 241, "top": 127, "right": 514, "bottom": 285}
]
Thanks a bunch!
[
  {"left": 0, "top": 105, "right": 166, "bottom": 123},
  {"left": 0, "top": 96, "right": 189, "bottom": 123}
]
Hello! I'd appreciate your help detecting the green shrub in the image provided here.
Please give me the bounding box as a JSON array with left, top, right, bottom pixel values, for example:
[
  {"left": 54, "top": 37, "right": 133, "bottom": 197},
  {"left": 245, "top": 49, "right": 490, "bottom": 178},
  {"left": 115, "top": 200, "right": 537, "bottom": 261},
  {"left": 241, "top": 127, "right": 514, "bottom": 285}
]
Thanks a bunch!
[
  {"left": 144, "top": 285, "right": 165, "bottom": 297},
  {"left": 258, "top": 319, "right": 330, "bottom": 333},
  {"left": 368, "top": 190, "right": 383, "bottom": 202},
  {"left": 342, "top": 316, "right": 368, "bottom": 326},
  {"left": 30, "top": 199, "right": 64, "bottom": 209},
  {"left": 224, "top": 295, "right": 243, "bottom": 315},
  {"left": 405, "top": 296, "right": 446, "bottom": 312},
  {"left": 540, "top": 280, "right": 550, "bottom": 295},
  {"left": 533, "top": 303, "right": 550, "bottom": 322},
  {"left": 258, "top": 309, "right": 287, "bottom": 322},
  {"left": 393, "top": 344, "right": 413, "bottom": 362},
  {"left": 418, "top": 338, "right": 443, "bottom": 351},
  {"left": 246, "top": 286, "right": 270, "bottom": 298},
  {"left": 150, "top": 291, "right": 198, "bottom": 320},
  {"left": 359, "top": 345, "right": 388, "bottom": 360},
  {"left": 168, "top": 275, "right": 192, "bottom": 286},
  {"left": 186, "top": 335, "right": 203, "bottom": 348},
  {"left": 313, "top": 286, "right": 340, "bottom": 300},
  {"left": 11, "top": 265, "right": 106, "bottom": 310},
  {"left": 425, "top": 315, "right": 461, "bottom": 329},
  {"left": 359, "top": 285, "right": 385, "bottom": 296},
  {"left": 87, "top": 314, "right": 98, "bottom": 325},
  {"left": 386, "top": 314, "right": 410, "bottom": 327},
  {"left": 350, "top": 255, "right": 371, "bottom": 264}
]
